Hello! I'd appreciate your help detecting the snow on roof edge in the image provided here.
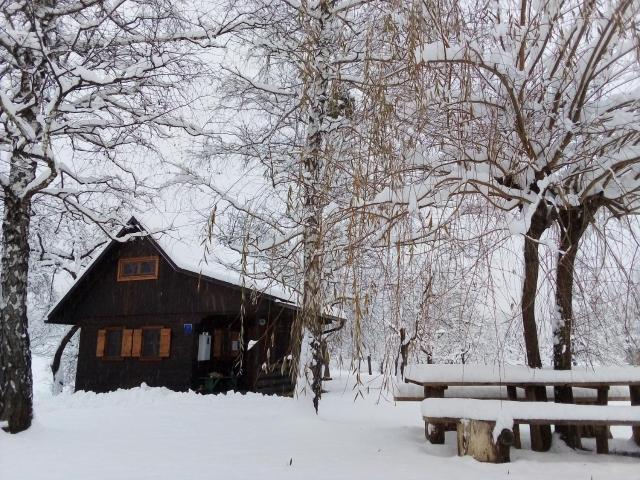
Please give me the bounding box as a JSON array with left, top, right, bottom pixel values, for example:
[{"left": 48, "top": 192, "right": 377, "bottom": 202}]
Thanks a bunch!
[{"left": 46, "top": 215, "right": 312, "bottom": 323}]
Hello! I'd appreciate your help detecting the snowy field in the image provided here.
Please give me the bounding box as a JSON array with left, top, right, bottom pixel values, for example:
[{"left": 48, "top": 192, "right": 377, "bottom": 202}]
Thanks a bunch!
[{"left": 2, "top": 357, "right": 639, "bottom": 480}]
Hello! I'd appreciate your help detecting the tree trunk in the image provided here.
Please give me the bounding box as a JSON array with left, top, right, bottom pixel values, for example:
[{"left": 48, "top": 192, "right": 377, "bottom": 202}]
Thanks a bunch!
[
  {"left": 399, "top": 327, "right": 408, "bottom": 378},
  {"left": 299, "top": 0, "right": 333, "bottom": 413},
  {"left": 553, "top": 237, "right": 578, "bottom": 371},
  {"left": 552, "top": 204, "right": 595, "bottom": 448},
  {"left": 303, "top": 200, "right": 324, "bottom": 411},
  {"left": 522, "top": 208, "right": 546, "bottom": 369},
  {"left": 0, "top": 193, "right": 34, "bottom": 433},
  {"left": 51, "top": 325, "right": 80, "bottom": 395},
  {"left": 321, "top": 339, "right": 331, "bottom": 380},
  {"left": 1, "top": 14, "right": 49, "bottom": 432},
  {"left": 520, "top": 202, "right": 552, "bottom": 450}
]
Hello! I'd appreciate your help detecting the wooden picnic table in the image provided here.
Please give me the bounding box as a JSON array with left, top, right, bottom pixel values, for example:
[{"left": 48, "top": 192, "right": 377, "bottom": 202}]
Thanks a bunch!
[
  {"left": 404, "top": 364, "right": 640, "bottom": 450},
  {"left": 394, "top": 383, "right": 632, "bottom": 402},
  {"left": 404, "top": 364, "right": 640, "bottom": 388},
  {"left": 422, "top": 398, "right": 640, "bottom": 461}
]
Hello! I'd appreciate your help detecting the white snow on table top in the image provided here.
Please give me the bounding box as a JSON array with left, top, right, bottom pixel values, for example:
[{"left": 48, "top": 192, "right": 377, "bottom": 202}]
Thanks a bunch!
[
  {"left": 421, "top": 398, "right": 640, "bottom": 424},
  {"left": 395, "top": 383, "right": 511, "bottom": 399},
  {"left": 394, "top": 383, "right": 631, "bottom": 400},
  {"left": 404, "top": 364, "right": 640, "bottom": 386}
]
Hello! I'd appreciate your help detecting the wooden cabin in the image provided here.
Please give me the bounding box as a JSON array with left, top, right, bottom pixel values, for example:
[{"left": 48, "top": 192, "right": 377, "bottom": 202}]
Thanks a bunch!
[{"left": 46, "top": 217, "right": 321, "bottom": 395}]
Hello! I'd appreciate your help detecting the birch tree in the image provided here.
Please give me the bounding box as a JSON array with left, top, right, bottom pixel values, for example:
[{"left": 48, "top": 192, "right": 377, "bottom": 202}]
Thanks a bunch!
[{"left": 0, "top": 0, "right": 249, "bottom": 433}]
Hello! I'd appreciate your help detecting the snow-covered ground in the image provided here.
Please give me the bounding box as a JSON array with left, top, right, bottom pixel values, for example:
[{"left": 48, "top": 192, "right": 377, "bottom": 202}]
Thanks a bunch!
[{"left": 1, "top": 356, "right": 639, "bottom": 480}]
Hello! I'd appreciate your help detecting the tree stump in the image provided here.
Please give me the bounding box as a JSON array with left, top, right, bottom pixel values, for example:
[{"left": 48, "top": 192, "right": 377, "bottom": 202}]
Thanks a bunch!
[{"left": 456, "top": 420, "right": 513, "bottom": 463}]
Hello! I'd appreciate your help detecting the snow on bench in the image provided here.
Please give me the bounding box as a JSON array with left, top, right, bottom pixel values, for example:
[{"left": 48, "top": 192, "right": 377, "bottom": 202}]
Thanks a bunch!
[
  {"left": 404, "top": 363, "right": 640, "bottom": 387},
  {"left": 406, "top": 364, "right": 640, "bottom": 455},
  {"left": 421, "top": 398, "right": 640, "bottom": 426},
  {"left": 395, "top": 383, "right": 509, "bottom": 401},
  {"left": 394, "top": 382, "right": 631, "bottom": 402},
  {"left": 421, "top": 398, "right": 640, "bottom": 463}
]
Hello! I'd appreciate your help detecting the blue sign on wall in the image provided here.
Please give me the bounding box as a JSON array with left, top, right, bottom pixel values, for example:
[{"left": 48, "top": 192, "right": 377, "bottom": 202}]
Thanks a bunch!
[{"left": 183, "top": 323, "right": 193, "bottom": 335}]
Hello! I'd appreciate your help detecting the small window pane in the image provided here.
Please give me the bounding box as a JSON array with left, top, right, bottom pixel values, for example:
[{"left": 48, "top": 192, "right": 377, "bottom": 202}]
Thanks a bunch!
[
  {"left": 122, "top": 262, "right": 139, "bottom": 276},
  {"left": 105, "top": 330, "right": 122, "bottom": 357},
  {"left": 142, "top": 329, "right": 161, "bottom": 357},
  {"left": 139, "top": 261, "right": 155, "bottom": 274}
]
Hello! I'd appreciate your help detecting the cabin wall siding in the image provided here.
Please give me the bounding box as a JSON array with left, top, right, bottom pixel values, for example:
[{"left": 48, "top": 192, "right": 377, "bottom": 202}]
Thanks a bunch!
[{"left": 76, "top": 317, "right": 197, "bottom": 392}]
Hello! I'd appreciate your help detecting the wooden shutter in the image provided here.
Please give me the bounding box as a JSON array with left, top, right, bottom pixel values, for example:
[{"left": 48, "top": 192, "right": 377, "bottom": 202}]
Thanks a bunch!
[
  {"left": 132, "top": 329, "right": 143, "bottom": 357},
  {"left": 213, "top": 329, "right": 223, "bottom": 358},
  {"left": 96, "top": 329, "right": 106, "bottom": 357},
  {"left": 159, "top": 328, "right": 171, "bottom": 358},
  {"left": 121, "top": 329, "right": 133, "bottom": 357}
]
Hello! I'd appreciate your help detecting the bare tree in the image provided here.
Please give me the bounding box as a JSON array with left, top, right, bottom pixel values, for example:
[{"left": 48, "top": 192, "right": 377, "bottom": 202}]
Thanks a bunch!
[
  {"left": 0, "top": 0, "right": 250, "bottom": 433},
  {"left": 344, "top": 0, "right": 640, "bottom": 447},
  {"left": 176, "top": 0, "right": 422, "bottom": 411}
]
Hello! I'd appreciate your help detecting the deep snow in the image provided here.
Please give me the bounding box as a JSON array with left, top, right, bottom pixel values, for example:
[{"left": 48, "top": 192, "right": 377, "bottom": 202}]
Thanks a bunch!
[{"left": 1, "top": 356, "right": 639, "bottom": 480}]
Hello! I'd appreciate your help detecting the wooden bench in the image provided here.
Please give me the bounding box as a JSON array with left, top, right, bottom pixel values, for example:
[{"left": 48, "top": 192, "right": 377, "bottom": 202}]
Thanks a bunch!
[
  {"left": 422, "top": 398, "right": 640, "bottom": 463},
  {"left": 394, "top": 383, "right": 632, "bottom": 403},
  {"left": 404, "top": 364, "right": 640, "bottom": 450}
]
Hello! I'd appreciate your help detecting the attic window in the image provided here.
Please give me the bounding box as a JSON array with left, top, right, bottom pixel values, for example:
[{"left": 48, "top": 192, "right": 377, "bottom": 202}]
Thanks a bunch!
[{"left": 117, "top": 256, "right": 159, "bottom": 281}]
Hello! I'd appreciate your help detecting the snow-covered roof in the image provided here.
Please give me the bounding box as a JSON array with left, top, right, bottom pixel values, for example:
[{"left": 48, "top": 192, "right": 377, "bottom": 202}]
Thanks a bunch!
[
  {"left": 131, "top": 213, "right": 298, "bottom": 302},
  {"left": 46, "top": 213, "right": 301, "bottom": 322}
]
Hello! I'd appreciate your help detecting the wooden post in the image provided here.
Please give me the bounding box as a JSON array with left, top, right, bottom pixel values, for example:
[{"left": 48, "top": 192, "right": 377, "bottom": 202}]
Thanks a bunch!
[
  {"left": 424, "top": 386, "right": 447, "bottom": 444},
  {"left": 595, "top": 386, "right": 609, "bottom": 454},
  {"left": 506, "top": 386, "right": 521, "bottom": 449},
  {"left": 320, "top": 340, "right": 332, "bottom": 381},
  {"left": 631, "top": 385, "right": 640, "bottom": 446},
  {"left": 524, "top": 386, "right": 545, "bottom": 451},
  {"left": 456, "top": 420, "right": 513, "bottom": 463}
]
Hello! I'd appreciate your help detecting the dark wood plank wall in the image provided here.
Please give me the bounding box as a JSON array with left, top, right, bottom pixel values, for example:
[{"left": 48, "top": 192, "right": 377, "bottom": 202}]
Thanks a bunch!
[
  {"left": 54, "top": 237, "right": 296, "bottom": 393},
  {"left": 52, "top": 239, "right": 248, "bottom": 322},
  {"left": 76, "top": 319, "right": 196, "bottom": 392}
]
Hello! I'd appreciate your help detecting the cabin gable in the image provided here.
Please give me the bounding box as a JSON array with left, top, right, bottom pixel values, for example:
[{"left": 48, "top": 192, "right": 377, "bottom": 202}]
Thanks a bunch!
[{"left": 49, "top": 236, "right": 248, "bottom": 325}]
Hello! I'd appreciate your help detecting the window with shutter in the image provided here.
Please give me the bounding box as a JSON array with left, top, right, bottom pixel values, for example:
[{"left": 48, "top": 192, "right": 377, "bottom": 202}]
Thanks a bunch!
[
  {"left": 104, "top": 328, "right": 123, "bottom": 359},
  {"left": 127, "top": 327, "right": 171, "bottom": 360},
  {"left": 96, "top": 327, "right": 169, "bottom": 361},
  {"left": 142, "top": 328, "right": 161, "bottom": 358}
]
